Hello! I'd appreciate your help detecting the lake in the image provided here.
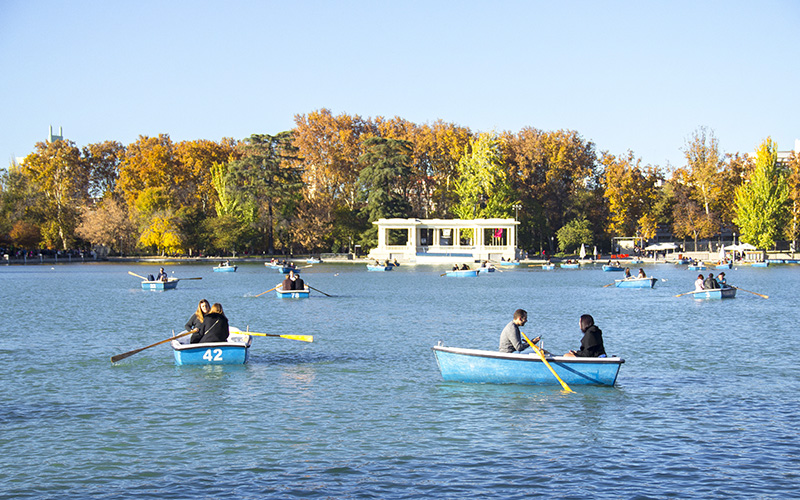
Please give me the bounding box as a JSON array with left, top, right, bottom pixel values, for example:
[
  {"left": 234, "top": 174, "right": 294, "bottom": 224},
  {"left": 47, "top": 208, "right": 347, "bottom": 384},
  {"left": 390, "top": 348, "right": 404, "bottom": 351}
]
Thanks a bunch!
[{"left": 1, "top": 261, "right": 798, "bottom": 499}]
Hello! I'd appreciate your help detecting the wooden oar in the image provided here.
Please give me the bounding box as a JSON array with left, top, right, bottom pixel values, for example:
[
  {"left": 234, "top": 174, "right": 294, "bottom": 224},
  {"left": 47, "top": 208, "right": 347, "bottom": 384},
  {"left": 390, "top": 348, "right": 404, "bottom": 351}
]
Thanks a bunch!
[
  {"left": 732, "top": 286, "right": 769, "bottom": 299},
  {"left": 111, "top": 328, "right": 198, "bottom": 363},
  {"left": 254, "top": 285, "right": 279, "bottom": 298},
  {"left": 674, "top": 290, "right": 697, "bottom": 297},
  {"left": 128, "top": 271, "right": 147, "bottom": 280},
  {"left": 308, "top": 285, "right": 331, "bottom": 297},
  {"left": 603, "top": 282, "right": 616, "bottom": 288},
  {"left": 244, "top": 332, "right": 313, "bottom": 342},
  {"left": 176, "top": 277, "right": 203, "bottom": 281},
  {"left": 520, "top": 330, "right": 574, "bottom": 393}
]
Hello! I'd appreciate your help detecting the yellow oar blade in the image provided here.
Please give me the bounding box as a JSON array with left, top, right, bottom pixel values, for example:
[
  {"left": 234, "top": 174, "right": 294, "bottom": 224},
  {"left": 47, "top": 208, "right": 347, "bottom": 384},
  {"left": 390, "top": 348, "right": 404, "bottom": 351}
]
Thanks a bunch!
[{"left": 244, "top": 331, "right": 313, "bottom": 342}]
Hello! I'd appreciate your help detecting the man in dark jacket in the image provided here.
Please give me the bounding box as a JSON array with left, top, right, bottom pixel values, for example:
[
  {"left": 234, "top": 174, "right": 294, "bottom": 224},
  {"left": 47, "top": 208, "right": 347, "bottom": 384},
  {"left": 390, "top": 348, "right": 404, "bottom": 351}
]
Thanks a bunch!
[
  {"left": 565, "top": 314, "right": 606, "bottom": 357},
  {"left": 704, "top": 273, "right": 720, "bottom": 289}
]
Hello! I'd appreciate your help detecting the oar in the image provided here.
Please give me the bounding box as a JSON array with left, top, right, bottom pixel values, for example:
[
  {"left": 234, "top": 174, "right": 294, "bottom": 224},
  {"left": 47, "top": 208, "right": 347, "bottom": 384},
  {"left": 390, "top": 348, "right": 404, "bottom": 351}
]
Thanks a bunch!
[
  {"left": 732, "top": 286, "right": 769, "bottom": 299},
  {"left": 602, "top": 282, "right": 616, "bottom": 288},
  {"left": 308, "top": 285, "right": 331, "bottom": 297},
  {"left": 128, "top": 271, "right": 147, "bottom": 280},
  {"left": 111, "top": 328, "right": 198, "bottom": 363},
  {"left": 520, "top": 330, "right": 574, "bottom": 393},
  {"left": 254, "top": 285, "right": 279, "bottom": 298},
  {"left": 176, "top": 277, "right": 203, "bottom": 281},
  {"left": 674, "top": 291, "right": 697, "bottom": 297},
  {"left": 244, "top": 332, "right": 313, "bottom": 342}
]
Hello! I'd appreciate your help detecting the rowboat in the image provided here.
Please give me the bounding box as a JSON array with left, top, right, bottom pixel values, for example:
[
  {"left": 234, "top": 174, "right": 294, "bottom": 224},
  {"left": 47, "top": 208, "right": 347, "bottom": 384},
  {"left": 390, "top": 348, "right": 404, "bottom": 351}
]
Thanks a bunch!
[
  {"left": 602, "top": 265, "right": 625, "bottom": 272},
  {"left": 715, "top": 262, "right": 733, "bottom": 269},
  {"left": 477, "top": 266, "right": 495, "bottom": 273},
  {"left": 629, "top": 258, "right": 643, "bottom": 264},
  {"left": 688, "top": 265, "right": 706, "bottom": 271},
  {"left": 276, "top": 286, "right": 310, "bottom": 298},
  {"left": 306, "top": 258, "right": 322, "bottom": 264},
  {"left": 141, "top": 278, "right": 179, "bottom": 290},
  {"left": 366, "top": 264, "right": 393, "bottom": 271},
  {"left": 279, "top": 267, "right": 301, "bottom": 274},
  {"left": 541, "top": 264, "right": 555, "bottom": 270},
  {"left": 432, "top": 345, "right": 624, "bottom": 386},
  {"left": 445, "top": 269, "right": 479, "bottom": 277},
  {"left": 170, "top": 328, "right": 252, "bottom": 365},
  {"left": 684, "top": 287, "right": 737, "bottom": 299},
  {"left": 676, "top": 258, "right": 692, "bottom": 265},
  {"left": 213, "top": 264, "right": 237, "bottom": 272},
  {"left": 560, "top": 263, "right": 580, "bottom": 269},
  {"left": 499, "top": 261, "right": 520, "bottom": 266},
  {"left": 264, "top": 262, "right": 282, "bottom": 268},
  {"left": 751, "top": 262, "right": 769, "bottom": 267},
  {"left": 615, "top": 277, "right": 657, "bottom": 288}
]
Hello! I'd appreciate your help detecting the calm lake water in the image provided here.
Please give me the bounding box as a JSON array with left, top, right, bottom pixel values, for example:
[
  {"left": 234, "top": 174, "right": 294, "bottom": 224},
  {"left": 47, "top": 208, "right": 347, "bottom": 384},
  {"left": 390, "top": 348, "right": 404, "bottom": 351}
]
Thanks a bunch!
[{"left": 1, "top": 261, "right": 799, "bottom": 499}]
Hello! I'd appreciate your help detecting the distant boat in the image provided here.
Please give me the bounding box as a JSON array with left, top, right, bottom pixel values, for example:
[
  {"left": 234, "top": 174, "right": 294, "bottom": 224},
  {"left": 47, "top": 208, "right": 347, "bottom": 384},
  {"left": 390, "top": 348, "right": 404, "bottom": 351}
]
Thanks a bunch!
[
  {"left": 683, "top": 287, "right": 737, "bottom": 300},
  {"left": 367, "top": 264, "right": 393, "bottom": 271},
  {"left": 444, "top": 269, "right": 479, "bottom": 277},
  {"left": 615, "top": 277, "right": 657, "bottom": 288},
  {"left": 676, "top": 258, "right": 692, "bottom": 265},
  {"left": 170, "top": 328, "right": 252, "bottom": 365},
  {"left": 477, "top": 266, "right": 495, "bottom": 273},
  {"left": 751, "top": 262, "right": 769, "bottom": 268},
  {"left": 560, "top": 263, "right": 580, "bottom": 269},
  {"left": 279, "top": 267, "right": 301, "bottom": 274},
  {"left": 213, "top": 263, "right": 237, "bottom": 272},
  {"left": 541, "top": 264, "right": 555, "bottom": 270},
  {"left": 602, "top": 265, "right": 625, "bottom": 272},
  {"left": 499, "top": 261, "right": 520, "bottom": 266},
  {"left": 141, "top": 278, "right": 179, "bottom": 290},
  {"left": 688, "top": 265, "right": 707, "bottom": 271},
  {"left": 276, "top": 286, "right": 310, "bottom": 298},
  {"left": 307, "top": 258, "right": 322, "bottom": 264},
  {"left": 715, "top": 262, "right": 733, "bottom": 269},
  {"left": 432, "top": 345, "right": 624, "bottom": 386},
  {"left": 628, "top": 258, "right": 643, "bottom": 264}
]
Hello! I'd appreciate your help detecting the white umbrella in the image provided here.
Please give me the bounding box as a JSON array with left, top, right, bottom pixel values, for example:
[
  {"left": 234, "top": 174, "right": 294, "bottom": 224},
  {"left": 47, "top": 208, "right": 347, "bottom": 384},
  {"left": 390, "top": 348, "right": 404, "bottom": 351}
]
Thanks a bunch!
[
  {"left": 593, "top": 245, "right": 597, "bottom": 257},
  {"left": 580, "top": 243, "right": 586, "bottom": 259}
]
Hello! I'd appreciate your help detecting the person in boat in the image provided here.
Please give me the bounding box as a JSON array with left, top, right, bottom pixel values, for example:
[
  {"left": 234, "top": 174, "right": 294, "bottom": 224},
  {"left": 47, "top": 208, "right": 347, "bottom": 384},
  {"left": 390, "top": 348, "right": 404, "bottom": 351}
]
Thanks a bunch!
[
  {"left": 156, "top": 267, "right": 168, "bottom": 282},
  {"left": 717, "top": 272, "right": 727, "bottom": 286},
  {"left": 624, "top": 267, "right": 632, "bottom": 279},
  {"left": 392, "top": 258, "right": 399, "bottom": 267},
  {"left": 185, "top": 299, "right": 210, "bottom": 332},
  {"left": 637, "top": 268, "right": 646, "bottom": 278},
  {"left": 460, "top": 263, "right": 470, "bottom": 270},
  {"left": 499, "top": 309, "right": 540, "bottom": 353},
  {"left": 704, "top": 273, "right": 720, "bottom": 289},
  {"left": 291, "top": 270, "right": 305, "bottom": 290},
  {"left": 694, "top": 274, "right": 705, "bottom": 291},
  {"left": 282, "top": 270, "right": 296, "bottom": 290},
  {"left": 564, "top": 314, "right": 606, "bottom": 358},
  {"left": 191, "top": 303, "right": 229, "bottom": 344}
]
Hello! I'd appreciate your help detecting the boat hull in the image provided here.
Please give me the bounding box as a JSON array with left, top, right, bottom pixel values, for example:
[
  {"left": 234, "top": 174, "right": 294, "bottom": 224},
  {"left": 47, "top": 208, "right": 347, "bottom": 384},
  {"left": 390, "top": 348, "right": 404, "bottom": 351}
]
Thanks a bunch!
[
  {"left": 688, "top": 265, "right": 707, "bottom": 271},
  {"left": 477, "top": 267, "right": 495, "bottom": 273},
  {"left": 541, "top": 264, "right": 555, "bottom": 270},
  {"left": 276, "top": 287, "right": 310, "bottom": 298},
  {"left": 213, "top": 265, "right": 237, "bottom": 272},
  {"left": 602, "top": 265, "right": 624, "bottom": 272},
  {"left": 686, "top": 287, "right": 737, "bottom": 299},
  {"left": 445, "top": 270, "right": 479, "bottom": 277},
  {"left": 432, "top": 346, "right": 624, "bottom": 386},
  {"left": 615, "top": 277, "right": 657, "bottom": 288},
  {"left": 171, "top": 329, "right": 252, "bottom": 365},
  {"left": 751, "top": 262, "right": 769, "bottom": 267},
  {"left": 560, "top": 263, "right": 580, "bottom": 269},
  {"left": 279, "top": 267, "right": 301, "bottom": 274},
  {"left": 366, "top": 265, "right": 393, "bottom": 271},
  {"left": 716, "top": 263, "right": 733, "bottom": 269},
  {"left": 141, "top": 279, "right": 178, "bottom": 290}
]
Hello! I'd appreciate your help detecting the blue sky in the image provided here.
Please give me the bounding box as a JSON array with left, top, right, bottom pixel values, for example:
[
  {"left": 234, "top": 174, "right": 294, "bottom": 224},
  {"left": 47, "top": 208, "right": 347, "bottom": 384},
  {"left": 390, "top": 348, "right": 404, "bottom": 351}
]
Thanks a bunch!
[{"left": 1, "top": 0, "right": 798, "bottom": 170}]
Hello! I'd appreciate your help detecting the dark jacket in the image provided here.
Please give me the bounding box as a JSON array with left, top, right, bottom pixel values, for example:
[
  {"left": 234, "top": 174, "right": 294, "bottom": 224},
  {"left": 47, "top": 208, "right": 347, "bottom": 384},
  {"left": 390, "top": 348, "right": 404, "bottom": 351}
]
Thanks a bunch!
[
  {"left": 293, "top": 277, "right": 305, "bottom": 290},
  {"left": 191, "top": 313, "right": 229, "bottom": 344},
  {"left": 574, "top": 325, "right": 606, "bottom": 357},
  {"left": 281, "top": 277, "right": 293, "bottom": 291},
  {"left": 704, "top": 277, "right": 720, "bottom": 289},
  {"left": 184, "top": 313, "right": 203, "bottom": 332}
]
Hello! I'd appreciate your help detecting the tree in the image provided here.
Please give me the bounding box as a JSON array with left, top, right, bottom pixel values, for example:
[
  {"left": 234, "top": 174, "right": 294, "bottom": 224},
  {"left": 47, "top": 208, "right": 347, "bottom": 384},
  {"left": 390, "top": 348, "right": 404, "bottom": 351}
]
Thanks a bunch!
[
  {"left": 786, "top": 151, "right": 800, "bottom": 247},
  {"left": 556, "top": 217, "right": 593, "bottom": 253},
  {"left": 117, "top": 134, "right": 181, "bottom": 209},
  {"left": 134, "top": 187, "right": 181, "bottom": 255},
  {"left": 452, "top": 133, "right": 513, "bottom": 219},
  {"left": 601, "top": 151, "right": 662, "bottom": 238},
  {"left": 669, "top": 169, "right": 713, "bottom": 250},
  {"left": 20, "top": 140, "right": 89, "bottom": 249},
  {"left": 76, "top": 198, "right": 136, "bottom": 254},
  {"left": 358, "top": 137, "right": 413, "bottom": 221},
  {"left": 82, "top": 141, "right": 124, "bottom": 200},
  {"left": 681, "top": 127, "right": 725, "bottom": 239},
  {"left": 734, "top": 137, "right": 789, "bottom": 249}
]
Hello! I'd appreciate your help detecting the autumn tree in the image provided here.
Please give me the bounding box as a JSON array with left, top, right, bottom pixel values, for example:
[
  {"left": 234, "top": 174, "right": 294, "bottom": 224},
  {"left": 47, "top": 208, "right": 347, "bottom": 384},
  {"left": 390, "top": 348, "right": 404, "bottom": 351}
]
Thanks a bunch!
[
  {"left": 556, "top": 217, "right": 593, "bottom": 253},
  {"left": 82, "top": 140, "right": 124, "bottom": 200},
  {"left": 786, "top": 151, "right": 800, "bottom": 247},
  {"left": 135, "top": 187, "right": 182, "bottom": 255},
  {"left": 734, "top": 137, "right": 789, "bottom": 249},
  {"left": 452, "top": 133, "right": 514, "bottom": 219},
  {"left": 20, "top": 140, "right": 90, "bottom": 249},
  {"left": 117, "top": 134, "right": 181, "bottom": 210},
  {"left": 681, "top": 127, "right": 725, "bottom": 238},
  {"left": 76, "top": 198, "right": 136, "bottom": 254},
  {"left": 601, "top": 151, "right": 662, "bottom": 239}
]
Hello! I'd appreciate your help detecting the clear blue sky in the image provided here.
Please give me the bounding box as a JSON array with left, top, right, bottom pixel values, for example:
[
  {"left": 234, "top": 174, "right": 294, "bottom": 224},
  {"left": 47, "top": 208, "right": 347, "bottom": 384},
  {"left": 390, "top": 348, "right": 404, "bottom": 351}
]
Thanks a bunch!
[{"left": 1, "top": 0, "right": 798, "bottom": 170}]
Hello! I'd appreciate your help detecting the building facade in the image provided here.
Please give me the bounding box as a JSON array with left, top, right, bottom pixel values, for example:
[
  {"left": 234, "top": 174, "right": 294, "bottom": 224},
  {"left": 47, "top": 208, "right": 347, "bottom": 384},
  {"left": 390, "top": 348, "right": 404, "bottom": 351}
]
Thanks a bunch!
[{"left": 367, "top": 218, "right": 520, "bottom": 264}]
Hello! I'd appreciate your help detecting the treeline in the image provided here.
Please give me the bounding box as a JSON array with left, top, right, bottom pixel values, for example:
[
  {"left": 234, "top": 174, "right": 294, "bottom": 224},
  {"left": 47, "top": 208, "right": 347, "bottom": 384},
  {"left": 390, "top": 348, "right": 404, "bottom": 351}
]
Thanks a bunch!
[{"left": 1, "top": 109, "right": 798, "bottom": 256}]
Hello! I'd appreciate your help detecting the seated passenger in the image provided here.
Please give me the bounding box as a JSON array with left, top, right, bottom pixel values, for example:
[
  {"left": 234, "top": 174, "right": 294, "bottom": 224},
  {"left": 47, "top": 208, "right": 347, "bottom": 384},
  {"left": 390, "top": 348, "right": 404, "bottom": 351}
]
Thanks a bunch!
[
  {"left": 191, "top": 303, "right": 229, "bottom": 343},
  {"left": 694, "top": 274, "right": 705, "bottom": 291},
  {"left": 703, "top": 273, "right": 720, "bottom": 289},
  {"left": 637, "top": 268, "right": 646, "bottom": 278},
  {"left": 564, "top": 314, "right": 606, "bottom": 357}
]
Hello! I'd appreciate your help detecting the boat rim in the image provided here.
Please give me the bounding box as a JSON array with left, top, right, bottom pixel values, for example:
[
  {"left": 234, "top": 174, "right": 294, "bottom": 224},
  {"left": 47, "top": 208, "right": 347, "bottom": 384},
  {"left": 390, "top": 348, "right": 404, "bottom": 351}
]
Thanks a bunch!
[{"left": 432, "top": 345, "right": 624, "bottom": 364}]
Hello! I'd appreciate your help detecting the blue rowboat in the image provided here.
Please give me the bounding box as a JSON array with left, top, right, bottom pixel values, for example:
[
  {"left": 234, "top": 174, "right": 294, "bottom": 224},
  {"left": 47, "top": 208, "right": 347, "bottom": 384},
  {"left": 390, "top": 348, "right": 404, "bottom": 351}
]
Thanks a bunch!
[
  {"left": 141, "top": 278, "right": 179, "bottom": 290},
  {"left": 445, "top": 269, "right": 479, "bottom": 277},
  {"left": 265, "top": 262, "right": 282, "bottom": 268},
  {"left": 170, "top": 328, "right": 252, "bottom": 365},
  {"left": 629, "top": 259, "right": 643, "bottom": 264},
  {"left": 276, "top": 286, "right": 310, "bottom": 298},
  {"left": 688, "top": 265, "right": 706, "bottom": 271},
  {"left": 279, "top": 267, "right": 301, "bottom": 274},
  {"left": 541, "top": 264, "right": 555, "bottom": 270},
  {"left": 477, "top": 266, "right": 495, "bottom": 273},
  {"left": 499, "top": 261, "right": 520, "bottom": 266},
  {"left": 751, "top": 262, "right": 769, "bottom": 267},
  {"left": 615, "top": 277, "right": 657, "bottom": 288},
  {"left": 560, "top": 263, "right": 580, "bottom": 269},
  {"left": 602, "top": 265, "right": 625, "bottom": 272},
  {"left": 366, "top": 265, "right": 393, "bottom": 271},
  {"left": 715, "top": 262, "right": 733, "bottom": 269},
  {"left": 306, "top": 258, "right": 322, "bottom": 264},
  {"left": 432, "top": 345, "right": 624, "bottom": 386},
  {"left": 684, "top": 287, "right": 737, "bottom": 299},
  {"left": 676, "top": 258, "right": 692, "bottom": 265},
  {"left": 213, "top": 264, "right": 237, "bottom": 272}
]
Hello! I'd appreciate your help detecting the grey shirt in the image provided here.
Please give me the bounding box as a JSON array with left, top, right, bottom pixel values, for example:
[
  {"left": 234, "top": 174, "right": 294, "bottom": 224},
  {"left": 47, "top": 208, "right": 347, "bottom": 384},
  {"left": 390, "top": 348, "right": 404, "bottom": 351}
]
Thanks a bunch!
[{"left": 499, "top": 320, "right": 529, "bottom": 353}]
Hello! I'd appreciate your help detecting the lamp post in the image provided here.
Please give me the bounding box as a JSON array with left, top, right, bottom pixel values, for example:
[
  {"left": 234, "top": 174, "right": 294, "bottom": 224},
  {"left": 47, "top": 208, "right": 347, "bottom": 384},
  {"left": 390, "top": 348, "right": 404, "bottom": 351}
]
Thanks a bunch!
[{"left": 733, "top": 232, "right": 737, "bottom": 246}]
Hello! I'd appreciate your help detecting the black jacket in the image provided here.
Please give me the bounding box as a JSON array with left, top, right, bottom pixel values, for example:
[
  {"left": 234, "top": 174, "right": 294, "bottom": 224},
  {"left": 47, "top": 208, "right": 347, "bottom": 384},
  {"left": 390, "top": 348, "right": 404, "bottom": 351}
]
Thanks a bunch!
[
  {"left": 574, "top": 325, "right": 606, "bottom": 357},
  {"left": 191, "top": 313, "right": 229, "bottom": 344},
  {"left": 184, "top": 313, "right": 203, "bottom": 332}
]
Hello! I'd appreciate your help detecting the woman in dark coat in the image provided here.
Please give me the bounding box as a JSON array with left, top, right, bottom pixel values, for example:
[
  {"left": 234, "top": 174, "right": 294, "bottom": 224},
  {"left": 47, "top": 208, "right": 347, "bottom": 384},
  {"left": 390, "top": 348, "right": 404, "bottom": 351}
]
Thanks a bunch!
[
  {"left": 191, "top": 303, "right": 229, "bottom": 344},
  {"left": 185, "top": 299, "right": 210, "bottom": 332},
  {"left": 565, "top": 314, "right": 606, "bottom": 357}
]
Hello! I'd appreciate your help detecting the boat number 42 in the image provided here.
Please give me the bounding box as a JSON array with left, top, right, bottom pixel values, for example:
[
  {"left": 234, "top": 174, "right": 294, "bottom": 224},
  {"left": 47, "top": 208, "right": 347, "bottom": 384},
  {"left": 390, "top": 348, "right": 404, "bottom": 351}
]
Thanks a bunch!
[{"left": 203, "top": 348, "right": 223, "bottom": 361}]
